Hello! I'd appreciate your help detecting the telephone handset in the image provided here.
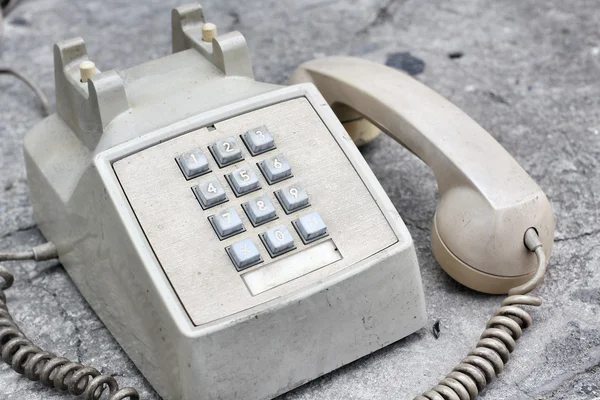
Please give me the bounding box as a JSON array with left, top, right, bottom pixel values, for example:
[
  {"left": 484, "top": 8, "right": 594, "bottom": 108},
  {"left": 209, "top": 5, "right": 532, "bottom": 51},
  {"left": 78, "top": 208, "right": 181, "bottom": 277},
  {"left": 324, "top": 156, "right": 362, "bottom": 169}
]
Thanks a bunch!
[
  {"left": 0, "top": 4, "right": 553, "bottom": 400},
  {"left": 290, "top": 57, "right": 554, "bottom": 293}
]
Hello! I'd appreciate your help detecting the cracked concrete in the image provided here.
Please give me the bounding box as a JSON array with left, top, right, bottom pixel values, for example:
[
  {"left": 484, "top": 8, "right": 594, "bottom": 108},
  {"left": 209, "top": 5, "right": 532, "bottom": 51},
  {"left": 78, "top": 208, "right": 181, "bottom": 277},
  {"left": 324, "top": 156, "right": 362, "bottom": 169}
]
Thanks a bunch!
[{"left": 1, "top": 0, "right": 599, "bottom": 399}]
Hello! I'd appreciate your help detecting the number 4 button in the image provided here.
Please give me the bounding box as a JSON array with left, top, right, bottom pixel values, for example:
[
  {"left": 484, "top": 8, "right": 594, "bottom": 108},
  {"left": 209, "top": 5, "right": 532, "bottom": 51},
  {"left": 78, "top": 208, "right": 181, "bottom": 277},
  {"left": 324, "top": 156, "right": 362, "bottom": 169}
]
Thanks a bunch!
[{"left": 193, "top": 177, "right": 228, "bottom": 209}]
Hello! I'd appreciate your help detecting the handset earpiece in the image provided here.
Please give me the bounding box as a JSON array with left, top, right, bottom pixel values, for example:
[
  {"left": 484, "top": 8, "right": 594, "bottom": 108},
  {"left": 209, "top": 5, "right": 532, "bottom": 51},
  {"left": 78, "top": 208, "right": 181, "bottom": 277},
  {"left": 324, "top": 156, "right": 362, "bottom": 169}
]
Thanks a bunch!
[{"left": 290, "top": 56, "right": 554, "bottom": 294}]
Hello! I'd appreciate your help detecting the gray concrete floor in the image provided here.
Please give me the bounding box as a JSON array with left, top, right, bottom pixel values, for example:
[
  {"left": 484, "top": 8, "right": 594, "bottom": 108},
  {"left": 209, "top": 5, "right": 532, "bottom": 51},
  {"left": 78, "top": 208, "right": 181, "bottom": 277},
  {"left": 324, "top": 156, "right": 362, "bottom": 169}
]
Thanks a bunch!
[{"left": 1, "top": 0, "right": 599, "bottom": 399}]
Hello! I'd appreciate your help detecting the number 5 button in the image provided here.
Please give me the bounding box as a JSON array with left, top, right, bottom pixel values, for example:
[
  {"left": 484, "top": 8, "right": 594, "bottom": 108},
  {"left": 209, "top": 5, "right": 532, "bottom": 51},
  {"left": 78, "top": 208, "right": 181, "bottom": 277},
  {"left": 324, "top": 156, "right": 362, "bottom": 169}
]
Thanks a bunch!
[
  {"left": 227, "top": 166, "right": 261, "bottom": 197},
  {"left": 258, "top": 153, "right": 292, "bottom": 184},
  {"left": 260, "top": 224, "right": 295, "bottom": 257},
  {"left": 193, "top": 177, "right": 228, "bottom": 209}
]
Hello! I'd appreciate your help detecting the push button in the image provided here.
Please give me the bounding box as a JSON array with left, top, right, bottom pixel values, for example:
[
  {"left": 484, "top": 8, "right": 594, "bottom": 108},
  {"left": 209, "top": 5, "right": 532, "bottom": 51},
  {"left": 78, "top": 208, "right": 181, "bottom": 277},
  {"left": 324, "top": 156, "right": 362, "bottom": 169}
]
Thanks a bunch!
[
  {"left": 193, "top": 177, "right": 227, "bottom": 209},
  {"left": 210, "top": 207, "right": 245, "bottom": 239},
  {"left": 176, "top": 148, "right": 210, "bottom": 179},
  {"left": 258, "top": 153, "right": 292, "bottom": 184},
  {"left": 227, "top": 166, "right": 261, "bottom": 196},
  {"left": 275, "top": 183, "right": 309, "bottom": 213},
  {"left": 293, "top": 211, "right": 327, "bottom": 243},
  {"left": 242, "top": 195, "right": 277, "bottom": 226},
  {"left": 242, "top": 126, "right": 275, "bottom": 155},
  {"left": 210, "top": 137, "right": 244, "bottom": 167},
  {"left": 260, "top": 224, "right": 295, "bottom": 257},
  {"left": 226, "top": 238, "right": 262, "bottom": 271}
]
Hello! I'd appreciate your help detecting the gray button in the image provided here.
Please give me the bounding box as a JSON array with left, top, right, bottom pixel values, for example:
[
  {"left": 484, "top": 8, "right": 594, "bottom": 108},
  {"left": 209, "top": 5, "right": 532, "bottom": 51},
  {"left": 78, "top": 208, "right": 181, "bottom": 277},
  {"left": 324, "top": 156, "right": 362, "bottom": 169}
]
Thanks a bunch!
[
  {"left": 227, "top": 238, "right": 262, "bottom": 271},
  {"left": 276, "top": 183, "right": 309, "bottom": 213},
  {"left": 211, "top": 207, "right": 245, "bottom": 239},
  {"left": 294, "top": 212, "right": 327, "bottom": 243},
  {"left": 176, "top": 148, "right": 210, "bottom": 179},
  {"left": 242, "top": 195, "right": 277, "bottom": 226},
  {"left": 210, "top": 137, "right": 244, "bottom": 167},
  {"left": 242, "top": 125, "right": 275, "bottom": 155},
  {"left": 258, "top": 153, "right": 292, "bottom": 184},
  {"left": 261, "top": 224, "right": 295, "bottom": 256},
  {"left": 228, "top": 166, "right": 261, "bottom": 196},
  {"left": 194, "top": 177, "right": 227, "bottom": 209}
]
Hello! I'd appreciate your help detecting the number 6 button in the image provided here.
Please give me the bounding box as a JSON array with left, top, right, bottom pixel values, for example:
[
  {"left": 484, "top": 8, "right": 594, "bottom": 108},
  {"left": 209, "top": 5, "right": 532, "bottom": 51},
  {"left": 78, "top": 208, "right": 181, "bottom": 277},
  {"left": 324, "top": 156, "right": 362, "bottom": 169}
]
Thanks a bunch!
[
  {"left": 193, "top": 177, "right": 228, "bottom": 209},
  {"left": 260, "top": 224, "right": 295, "bottom": 257},
  {"left": 258, "top": 153, "right": 292, "bottom": 184}
]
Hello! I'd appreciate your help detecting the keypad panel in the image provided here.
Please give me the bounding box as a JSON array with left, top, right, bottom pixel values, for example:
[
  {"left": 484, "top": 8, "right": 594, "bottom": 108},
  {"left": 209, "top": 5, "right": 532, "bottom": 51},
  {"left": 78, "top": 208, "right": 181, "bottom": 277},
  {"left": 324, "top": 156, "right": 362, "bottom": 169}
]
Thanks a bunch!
[{"left": 178, "top": 127, "right": 329, "bottom": 266}]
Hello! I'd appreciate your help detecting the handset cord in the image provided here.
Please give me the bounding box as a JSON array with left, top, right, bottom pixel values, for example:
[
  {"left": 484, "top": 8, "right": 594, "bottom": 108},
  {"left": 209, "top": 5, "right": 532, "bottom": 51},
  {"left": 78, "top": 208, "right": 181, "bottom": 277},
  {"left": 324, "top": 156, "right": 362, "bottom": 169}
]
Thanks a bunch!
[
  {"left": 0, "top": 242, "right": 140, "bottom": 400},
  {"left": 0, "top": 230, "right": 545, "bottom": 400},
  {"left": 415, "top": 227, "right": 546, "bottom": 400}
]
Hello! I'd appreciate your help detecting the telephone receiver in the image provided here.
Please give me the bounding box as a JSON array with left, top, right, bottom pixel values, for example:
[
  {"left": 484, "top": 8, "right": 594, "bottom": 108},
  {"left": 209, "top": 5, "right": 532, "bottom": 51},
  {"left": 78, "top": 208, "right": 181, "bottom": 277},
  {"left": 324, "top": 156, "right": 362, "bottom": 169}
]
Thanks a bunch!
[
  {"left": 290, "top": 57, "right": 554, "bottom": 294},
  {"left": 0, "top": 4, "right": 556, "bottom": 400}
]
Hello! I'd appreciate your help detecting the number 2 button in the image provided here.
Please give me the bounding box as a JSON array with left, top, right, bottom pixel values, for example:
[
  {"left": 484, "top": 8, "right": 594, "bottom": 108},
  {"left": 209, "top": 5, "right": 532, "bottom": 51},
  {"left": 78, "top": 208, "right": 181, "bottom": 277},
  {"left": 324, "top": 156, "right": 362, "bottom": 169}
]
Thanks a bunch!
[{"left": 210, "top": 137, "right": 244, "bottom": 167}]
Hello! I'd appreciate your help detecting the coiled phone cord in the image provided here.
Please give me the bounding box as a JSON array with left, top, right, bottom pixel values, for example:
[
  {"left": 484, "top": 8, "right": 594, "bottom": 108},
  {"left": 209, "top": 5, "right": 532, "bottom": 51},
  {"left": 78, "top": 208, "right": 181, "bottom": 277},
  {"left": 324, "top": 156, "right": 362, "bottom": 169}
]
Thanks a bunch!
[
  {"left": 0, "top": 243, "right": 140, "bottom": 400},
  {"left": 415, "top": 228, "right": 546, "bottom": 400}
]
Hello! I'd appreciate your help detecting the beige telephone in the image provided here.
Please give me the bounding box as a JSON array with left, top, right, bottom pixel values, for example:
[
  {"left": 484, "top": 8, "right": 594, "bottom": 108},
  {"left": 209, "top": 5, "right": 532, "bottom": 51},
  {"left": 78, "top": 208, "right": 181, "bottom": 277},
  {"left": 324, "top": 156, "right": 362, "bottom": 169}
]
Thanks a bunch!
[{"left": 0, "top": 4, "right": 553, "bottom": 400}]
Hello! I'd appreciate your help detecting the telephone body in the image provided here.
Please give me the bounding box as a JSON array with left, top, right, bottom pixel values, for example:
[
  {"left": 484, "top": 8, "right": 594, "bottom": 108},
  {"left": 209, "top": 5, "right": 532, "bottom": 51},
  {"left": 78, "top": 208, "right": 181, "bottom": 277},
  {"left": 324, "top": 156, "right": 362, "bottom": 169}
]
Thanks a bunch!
[{"left": 21, "top": 4, "right": 554, "bottom": 400}]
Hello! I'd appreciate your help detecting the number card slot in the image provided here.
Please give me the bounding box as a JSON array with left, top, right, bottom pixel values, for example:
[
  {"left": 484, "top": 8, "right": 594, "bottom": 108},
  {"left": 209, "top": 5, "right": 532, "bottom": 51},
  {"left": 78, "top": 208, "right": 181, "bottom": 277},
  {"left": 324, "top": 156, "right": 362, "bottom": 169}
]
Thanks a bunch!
[{"left": 242, "top": 239, "right": 342, "bottom": 296}]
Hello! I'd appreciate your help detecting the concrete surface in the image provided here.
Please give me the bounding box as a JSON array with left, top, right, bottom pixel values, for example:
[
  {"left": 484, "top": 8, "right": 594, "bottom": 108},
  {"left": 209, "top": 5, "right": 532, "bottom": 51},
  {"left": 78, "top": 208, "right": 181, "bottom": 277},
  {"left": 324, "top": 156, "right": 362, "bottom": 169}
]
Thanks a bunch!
[{"left": 0, "top": 0, "right": 599, "bottom": 399}]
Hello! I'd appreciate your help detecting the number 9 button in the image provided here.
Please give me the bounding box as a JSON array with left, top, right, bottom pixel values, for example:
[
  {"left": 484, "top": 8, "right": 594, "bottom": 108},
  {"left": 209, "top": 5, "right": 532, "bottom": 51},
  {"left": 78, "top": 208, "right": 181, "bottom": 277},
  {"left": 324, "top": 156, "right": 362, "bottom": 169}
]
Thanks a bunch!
[{"left": 275, "top": 183, "right": 309, "bottom": 213}]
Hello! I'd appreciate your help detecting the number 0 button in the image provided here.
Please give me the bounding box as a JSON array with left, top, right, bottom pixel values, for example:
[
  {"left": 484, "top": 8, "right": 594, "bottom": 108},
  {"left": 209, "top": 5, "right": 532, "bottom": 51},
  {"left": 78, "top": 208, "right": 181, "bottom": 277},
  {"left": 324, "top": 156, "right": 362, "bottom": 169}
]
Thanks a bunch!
[
  {"left": 193, "top": 177, "right": 227, "bottom": 209},
  {"left": 258, "top": 153, "right": 292, "bottom": 184},
  {"left": 260, "top": 224, "right": 295, "bottom": 257},
  {"left": 210, "top": 137, "right": 244, "bottom": 167}
]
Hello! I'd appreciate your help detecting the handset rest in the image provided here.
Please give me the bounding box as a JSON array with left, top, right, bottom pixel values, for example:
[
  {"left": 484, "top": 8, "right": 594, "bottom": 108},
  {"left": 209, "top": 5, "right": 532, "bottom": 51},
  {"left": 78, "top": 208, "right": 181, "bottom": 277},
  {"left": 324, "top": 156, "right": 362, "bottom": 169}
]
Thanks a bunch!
[{"left": 290, "top": 56, "right": 554, "bottom": 294}]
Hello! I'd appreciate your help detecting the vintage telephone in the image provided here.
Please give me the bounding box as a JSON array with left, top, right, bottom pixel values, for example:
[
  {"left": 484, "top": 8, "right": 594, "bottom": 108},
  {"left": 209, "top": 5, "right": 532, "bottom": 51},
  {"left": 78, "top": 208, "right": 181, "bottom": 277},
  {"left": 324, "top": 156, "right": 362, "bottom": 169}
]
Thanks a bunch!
[{"left": 0, "top": 3, "right": 555, "bottom": 400}]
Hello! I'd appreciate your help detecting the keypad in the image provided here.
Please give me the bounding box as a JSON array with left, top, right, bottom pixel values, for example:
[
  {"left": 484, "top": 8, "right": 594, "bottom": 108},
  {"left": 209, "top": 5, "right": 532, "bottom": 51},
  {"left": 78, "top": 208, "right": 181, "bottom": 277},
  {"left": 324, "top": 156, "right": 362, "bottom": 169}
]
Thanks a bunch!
[
  {"left": 210, "top": 207, "right": 245, "bottom": 239},
  {"left": 193, "top": 177, "right": 227, "bottom": 209},
  {"left": 227, "top": 166, "right": 261, "bottom": 197},
  {"left": 293, "top": 211, "right": 328, "bottom": 243},
  {"left": 258, "top": 153, "right": 292, "bottom": 184},
  {"left": 260, "top": 224, "right": 295, "bottom": 257},
  {"left": 242, "top": 195, "right": 277, "bottom": 226},
  {"left": 210, "top": 137, "right": 244, "bottom": 167},
  {"left": 175, "top": 125, "right": 328, "bottom": 271},
  {"left": 276, "top": 183, "right": 309, "bottom": 214},
  {"left": 226, "top": 238, "right": 262, "bottom": 271},
  {"left": 176, "top": 148, "right": 210, "bottom": 179},
  {"left": 242, "top": 126, "right": 275, "bottom": 155}
]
